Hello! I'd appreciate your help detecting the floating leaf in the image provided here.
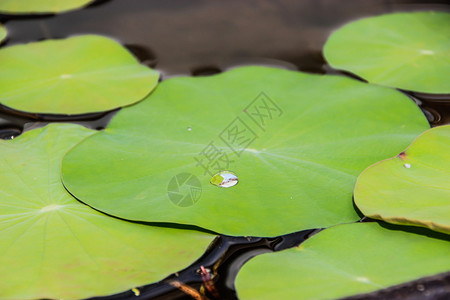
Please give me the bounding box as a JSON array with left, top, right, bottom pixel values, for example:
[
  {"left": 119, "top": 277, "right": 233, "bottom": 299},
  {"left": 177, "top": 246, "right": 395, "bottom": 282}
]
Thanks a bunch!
[
  {"left": 61, "top": 66, "right": 429, "bottom": 237},
  {"left": 0, "top": 124, "right": 214, "bottom": 300},
  {"left": 0, "top": 23, "right": 6, "bottom": 43},
  {"left": 0, "top": 35, "right": 159, "bottom": 114},
  {"left": 235, "top": 222, "right": 450, "bottom": 300},
  {"left": 354, "top": 125, "right": 450, "bottom": 234},
  {"left": 0, "top": 0, "right": 95, "bottom": 14},
  {"left": 324, "top": 11, "right": 450, "bottom": 94}
]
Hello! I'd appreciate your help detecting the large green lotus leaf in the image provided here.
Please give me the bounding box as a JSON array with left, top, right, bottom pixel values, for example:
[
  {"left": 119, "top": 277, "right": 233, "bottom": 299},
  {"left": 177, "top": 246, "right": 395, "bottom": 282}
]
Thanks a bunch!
[
  {"left": 61, "top": 66, "right": 429, "bottom": 237},
  {"left": 0, "top": 0, "right": 95, "bottom": 14},
  {"left": 0, "top": 124, "right": 214, "bottom": 300},
  {"left": 235, "top": 222, "right": 450, "bottom": 300},
  {"left": 0, "top": 35, "right": 159, "bottom": 114},
  {"left": 354, "top": 125, "right": 450, "bottom": 234},
  {"left": 0, "top": 23, "right": 6, "bottom": 43},
  {"left": 323, "top": 11, "right": 450, "bottom": 94}
]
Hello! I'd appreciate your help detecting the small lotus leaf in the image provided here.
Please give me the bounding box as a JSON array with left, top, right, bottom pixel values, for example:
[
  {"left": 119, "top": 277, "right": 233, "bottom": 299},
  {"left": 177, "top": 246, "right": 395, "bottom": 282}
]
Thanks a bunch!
[
  {"left": 235, "top": 222, "right": 450, "bottom": 300},
  {"left": 0, "top": 23, "right": 6, "bottom": 43},
  {"left": 0, "top": 35, "right": 159, "bottom": 114},
  {"left": 61, "top": 66, "right": 429, "bottom": 237},
  {"left": 0, "top": 124, "right": 214, "bottom": 300},
  {"left": 354, "top": 125, "right": 450, "bottom": 234},
  {"left": 0, "top": 0, "right": 95, "bottom": 14},
  {"left": 324, "top": 11, "right": 450, "bottom": 93}
]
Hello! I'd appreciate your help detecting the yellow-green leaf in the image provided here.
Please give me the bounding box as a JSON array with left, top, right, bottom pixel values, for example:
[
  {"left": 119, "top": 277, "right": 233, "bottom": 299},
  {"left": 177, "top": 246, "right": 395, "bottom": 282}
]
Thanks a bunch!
[
  {"left": 0, "top": 35, "right": 159, "bottom": 114},
  {"left": 355, "top": 125, "right": 450, "bottom": 234}
]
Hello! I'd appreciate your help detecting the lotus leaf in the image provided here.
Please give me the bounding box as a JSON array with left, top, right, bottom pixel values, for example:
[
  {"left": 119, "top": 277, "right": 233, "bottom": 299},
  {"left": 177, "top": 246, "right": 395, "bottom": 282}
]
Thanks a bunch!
[
  {"left": 0, "top": 124, "right": 214, "bottom": 300},
  {"left": 354, "top": 125, "right": 450, "bottom": 234},
  {"left": 0, "top": 35, "right": 159, "bottom": 114},
  {"left": 0, "top": 23, "right": 6, "bottom": 43},
  {"left": 235, "top": 222, "right": 450, "bottom": 300},
  {"left": 0, "top": 0, "right": 95, "bottom": 14},
  {"left": 324, "top": 11, "right": 450, "bottom": 94},
  {"left": 61, "top": 66, "right": 429, "bottom": 237}
]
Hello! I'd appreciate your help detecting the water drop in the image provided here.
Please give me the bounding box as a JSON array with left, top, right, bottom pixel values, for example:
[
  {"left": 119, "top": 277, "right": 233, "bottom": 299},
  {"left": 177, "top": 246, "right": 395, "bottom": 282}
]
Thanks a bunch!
[
  {"left": 404, "top": 163, "right": 411, "bottom": 169},
  {"left": 210, "top": 171, "right": 238, "bottom": 188},
  {"left": 187, "top": 127, "right": 192, "bottom": 131}
]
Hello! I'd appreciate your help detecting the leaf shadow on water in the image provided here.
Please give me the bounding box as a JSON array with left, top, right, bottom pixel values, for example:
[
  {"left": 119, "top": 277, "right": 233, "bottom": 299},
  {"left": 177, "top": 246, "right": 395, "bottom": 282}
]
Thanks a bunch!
[
  {"left": 86, "top": 228, "right": 317, "bottom": 300},
  {"left": 377, "top": 221, "right": 450, "bottom": 243},
  {"left": 0, "top": 105, "right": 119, "bottom": 140}
]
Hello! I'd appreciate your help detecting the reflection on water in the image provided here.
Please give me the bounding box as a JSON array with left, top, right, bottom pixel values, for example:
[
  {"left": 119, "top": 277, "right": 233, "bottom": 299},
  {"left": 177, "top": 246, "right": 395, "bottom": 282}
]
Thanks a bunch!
[{"left": 211, "top": 171, "right": 239, "bottom": 188}]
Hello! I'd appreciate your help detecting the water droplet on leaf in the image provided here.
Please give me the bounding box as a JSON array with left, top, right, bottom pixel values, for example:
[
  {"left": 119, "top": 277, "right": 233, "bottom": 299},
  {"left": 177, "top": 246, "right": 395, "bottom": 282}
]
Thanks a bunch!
[
  {"left": 404, "top": 163, "right": 411, "bottom": 169},
  {"left": 210, "top": 171, "right": 238, "bottom": 188}
]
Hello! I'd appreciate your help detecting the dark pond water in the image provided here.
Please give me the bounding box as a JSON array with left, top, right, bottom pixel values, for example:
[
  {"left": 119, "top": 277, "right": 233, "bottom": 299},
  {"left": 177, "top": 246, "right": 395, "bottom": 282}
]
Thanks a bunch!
[{"left": 1, "top": 0, "right": 449, "bottom": 299}]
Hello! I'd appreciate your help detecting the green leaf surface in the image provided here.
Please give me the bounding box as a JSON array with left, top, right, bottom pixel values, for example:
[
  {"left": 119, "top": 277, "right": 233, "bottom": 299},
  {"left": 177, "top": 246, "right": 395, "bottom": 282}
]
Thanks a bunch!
[
  {"left": 0, "top": 0, "right": 95, "bottom": 14},
  {"left": 61, "top": 66, "right": 429, "bottom": 237},
  {"left": 324, "top": 11, "right": 450, "bottom": 94},
  {"left": 0, "top": 124, "right": 214, "bottom": 300},
  {"left": 235, "top": 222, "right": 450, "bottom": 300},
  {"left": 0, "top": 23, "right": 6, "bottom": 43},
  {"left": 354, "top": 125, "right": 450, "bottom": 234},
  {"left": 0, "top": 35, "right": 159, "bottom": 114}
]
